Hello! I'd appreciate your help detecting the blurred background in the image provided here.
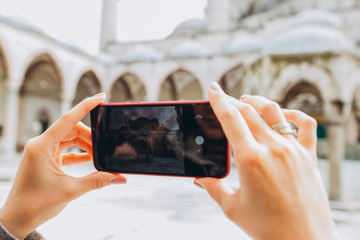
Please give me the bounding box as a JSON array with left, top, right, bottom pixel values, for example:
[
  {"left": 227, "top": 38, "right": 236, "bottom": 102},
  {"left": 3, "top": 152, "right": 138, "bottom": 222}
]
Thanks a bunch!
[{"left": 0, "top": 0, "right": 360, "bottom": 239}]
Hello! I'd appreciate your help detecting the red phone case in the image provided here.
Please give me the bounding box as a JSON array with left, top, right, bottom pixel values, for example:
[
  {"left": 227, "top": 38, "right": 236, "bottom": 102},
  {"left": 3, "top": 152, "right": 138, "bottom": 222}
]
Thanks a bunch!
[{"left": 91, "top": 100, "right": 231, "bottom": 179}]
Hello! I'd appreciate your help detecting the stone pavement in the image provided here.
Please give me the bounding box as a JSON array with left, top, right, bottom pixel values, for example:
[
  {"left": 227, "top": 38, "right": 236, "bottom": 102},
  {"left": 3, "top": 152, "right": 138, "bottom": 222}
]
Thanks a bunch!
[{"left": 0, "top": 157, "right": 360, "bottom": 240}]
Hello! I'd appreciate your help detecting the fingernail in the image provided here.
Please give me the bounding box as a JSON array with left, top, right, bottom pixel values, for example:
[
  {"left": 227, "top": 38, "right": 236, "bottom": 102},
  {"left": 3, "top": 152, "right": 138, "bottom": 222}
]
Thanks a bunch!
[
  {"left": 111, "top": 178, "right": 127, "bottom": 184},
  {"left": 93, "top": 92, "right": 106, "bottom": 98},
  {"left": 240, "top": 95, "right": 250, "bottom": 100},
  {"left": 194, "top": 180, "right": 204, "bottom": 189},
  {"left": 209, "top": 81, "right": 222, "bottom": 93}
]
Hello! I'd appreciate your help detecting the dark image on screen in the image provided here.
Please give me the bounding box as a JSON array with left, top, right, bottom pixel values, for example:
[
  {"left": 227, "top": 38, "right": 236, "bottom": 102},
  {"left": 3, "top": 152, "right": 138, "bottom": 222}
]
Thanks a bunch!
[
  {"left": 182, "top": 104, "right": 228, "bottom": 177},
  {"left": 97, "top": 106, "right": 185, "bottom": 174},
  {"left": 93, "top": 103, "right": 228, "bottom": 177}
]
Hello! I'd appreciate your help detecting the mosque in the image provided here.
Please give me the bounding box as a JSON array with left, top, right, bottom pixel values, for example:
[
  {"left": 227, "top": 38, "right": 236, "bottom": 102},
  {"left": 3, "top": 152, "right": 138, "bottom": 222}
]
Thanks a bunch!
[{"left": 1, "top": 0, "right": 360, "bottom": 199}]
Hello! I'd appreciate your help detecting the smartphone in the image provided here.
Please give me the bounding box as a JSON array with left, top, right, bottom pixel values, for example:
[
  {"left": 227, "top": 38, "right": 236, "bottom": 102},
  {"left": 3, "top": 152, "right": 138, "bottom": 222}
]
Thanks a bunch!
[{"left": 90, "top": 101, "right": 230, "bottom": 178}]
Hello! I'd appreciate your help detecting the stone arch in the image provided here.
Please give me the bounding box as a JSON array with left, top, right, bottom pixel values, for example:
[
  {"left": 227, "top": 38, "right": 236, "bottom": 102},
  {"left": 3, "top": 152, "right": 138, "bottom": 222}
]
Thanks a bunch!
[
  {"left": 281, "top": 81, "right": 326, "bottom": 139},
  {"left": 219, "top": 65, "right": 245, "bottom": 99},
  {"left": 269, "top": 63, "right": 337, "bottom": 103},
  {"left": 0, "top": 44, "right": 8, "bottom": 141},
  {"left": 17, "top": 53, "right": 63, "bottom": 151},
  {"left": 73, "top": 71, "right": 102, "bottom": 126},
  {"left": 159, "top": 70, "right": 203, "bottom": 100},
  {"left": 110, "top": 73, "right": 146, "bottom": 102}
]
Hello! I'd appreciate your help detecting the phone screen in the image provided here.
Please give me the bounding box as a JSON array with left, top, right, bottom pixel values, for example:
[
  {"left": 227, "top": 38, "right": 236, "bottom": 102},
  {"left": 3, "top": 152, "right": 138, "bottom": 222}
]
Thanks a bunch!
[{"left": 91, "top": 102, "right": 229, "bottom": 178}]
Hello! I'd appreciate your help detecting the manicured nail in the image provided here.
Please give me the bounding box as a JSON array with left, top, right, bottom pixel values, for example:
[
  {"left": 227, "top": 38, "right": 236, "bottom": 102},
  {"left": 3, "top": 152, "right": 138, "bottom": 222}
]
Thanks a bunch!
[
  {"left": 240, "top": 95, "right": 250, "bottom": 100},
  {"left": 194, "top": 180, "right": 204, "bottom": 189},
  {"left": 111, "top": 178, "right": 127, "bottom": 184},
  {"left": 209, "top": 81, "right": 222, "bottom": 92},
  {"left": 93, "top": 92, "right": 106, "bottom": 98}
]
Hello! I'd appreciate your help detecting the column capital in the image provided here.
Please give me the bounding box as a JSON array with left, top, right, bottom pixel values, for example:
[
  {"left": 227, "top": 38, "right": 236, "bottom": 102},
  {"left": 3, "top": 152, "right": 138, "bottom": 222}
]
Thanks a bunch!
[
  {"left": 1, "top": 87, "right": 20, "bottom": 154},
  {"left": 4, "top": 81, "right": 21, "bottom": 93}
]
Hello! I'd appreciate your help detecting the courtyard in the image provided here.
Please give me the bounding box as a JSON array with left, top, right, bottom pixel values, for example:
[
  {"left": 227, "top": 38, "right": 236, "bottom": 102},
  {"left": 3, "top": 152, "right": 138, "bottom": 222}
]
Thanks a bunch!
[{"left": 0, "top": 155, "right": 360, "bottom": 240}]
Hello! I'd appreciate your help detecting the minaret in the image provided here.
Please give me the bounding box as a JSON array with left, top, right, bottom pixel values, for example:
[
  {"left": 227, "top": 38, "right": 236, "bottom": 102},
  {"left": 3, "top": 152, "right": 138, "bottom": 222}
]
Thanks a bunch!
[
  {"left": 205, "top": 0, "right": 232, "bottom": 32},
  {"left": 99, "top": 0, "right": 119, "bottom": 51}
]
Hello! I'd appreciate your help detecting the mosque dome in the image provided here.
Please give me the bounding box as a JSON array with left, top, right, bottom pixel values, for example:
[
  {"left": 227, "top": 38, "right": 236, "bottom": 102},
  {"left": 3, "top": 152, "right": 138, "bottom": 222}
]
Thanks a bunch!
[
  {"left": 289, "top": 9, "right": 342, "bottom": 28},
  {"left": 172, "top": 18, "right": 206, "bottom": 35},
  {"left": 224, "top": 33, "right": 264, "bottom": 54},
  {"left": 267, "top": 25, "right": 354, "bottom": 55},
  {"left": 119, "top": 45, "right": 162, "bottom": 62},
  {"left": 169, "top": 39, "right": 212, "bottom": 58}
]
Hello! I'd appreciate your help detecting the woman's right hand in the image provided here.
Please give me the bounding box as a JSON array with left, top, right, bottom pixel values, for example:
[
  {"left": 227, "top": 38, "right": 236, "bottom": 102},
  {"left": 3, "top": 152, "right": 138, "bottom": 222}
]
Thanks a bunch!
[{"left": 195, "top": 82, "right": 340, "bottom": 240}]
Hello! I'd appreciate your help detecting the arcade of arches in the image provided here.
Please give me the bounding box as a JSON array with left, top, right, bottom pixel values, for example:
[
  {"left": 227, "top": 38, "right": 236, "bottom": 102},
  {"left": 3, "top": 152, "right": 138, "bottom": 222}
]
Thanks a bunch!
[{"left": 1, "top": 51, "right": 360, "bottom": 200}]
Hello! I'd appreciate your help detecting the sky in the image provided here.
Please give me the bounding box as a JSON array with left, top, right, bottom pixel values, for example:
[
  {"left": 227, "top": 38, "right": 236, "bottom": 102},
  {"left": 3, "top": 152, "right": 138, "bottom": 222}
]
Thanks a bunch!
[{"left": 0, "top": 0, "right": 207, "bottom": 54}]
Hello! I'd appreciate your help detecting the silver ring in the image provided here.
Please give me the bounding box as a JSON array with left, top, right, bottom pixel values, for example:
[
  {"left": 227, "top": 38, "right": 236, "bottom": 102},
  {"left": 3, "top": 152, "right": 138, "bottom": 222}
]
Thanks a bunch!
[{"left": 271, "top": 122, "right": 297, "bottom": 137}]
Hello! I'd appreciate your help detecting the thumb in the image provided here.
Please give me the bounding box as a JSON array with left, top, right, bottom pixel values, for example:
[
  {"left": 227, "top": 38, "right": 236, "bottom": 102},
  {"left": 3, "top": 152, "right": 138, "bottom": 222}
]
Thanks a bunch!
[
  {"left": 75, "top": 171, "right": 127, "bottom": 196},
  {"left": 194, "top": 177, "right": 233, "bottom": 208}
]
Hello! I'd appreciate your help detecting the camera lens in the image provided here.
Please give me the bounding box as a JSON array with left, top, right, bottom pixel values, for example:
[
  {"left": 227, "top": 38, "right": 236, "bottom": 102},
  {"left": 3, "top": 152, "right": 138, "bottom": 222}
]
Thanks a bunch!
[{"left": 195, "top": 136, "right": 204, "bottom": 145}]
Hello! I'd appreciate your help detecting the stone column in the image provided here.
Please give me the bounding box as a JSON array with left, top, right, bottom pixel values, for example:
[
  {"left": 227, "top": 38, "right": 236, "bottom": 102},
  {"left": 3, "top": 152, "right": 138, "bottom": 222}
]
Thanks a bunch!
[
  {"left": 99, "top": 0, "right": 120, "bottom": 51},
  {"left": 60, "top": 96, "right": 74, "bottom": 115},
  {"left": 327, "top": 120, "right": 346, "bottom": 200},
  {"left": 145, "top": 80, "right": 159, "bottom": 102},
  {"left": 324, "top": 101, "right": 351, "bottom": 200},
  {"left": 2, "top": 85, "right": 20, "bottom": 155}
]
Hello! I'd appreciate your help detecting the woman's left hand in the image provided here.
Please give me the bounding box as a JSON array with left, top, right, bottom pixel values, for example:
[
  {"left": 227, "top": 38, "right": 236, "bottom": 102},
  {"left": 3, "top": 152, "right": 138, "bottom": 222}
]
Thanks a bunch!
[{"left": 0, "top": 93, "right": 126, "bottom": 239}]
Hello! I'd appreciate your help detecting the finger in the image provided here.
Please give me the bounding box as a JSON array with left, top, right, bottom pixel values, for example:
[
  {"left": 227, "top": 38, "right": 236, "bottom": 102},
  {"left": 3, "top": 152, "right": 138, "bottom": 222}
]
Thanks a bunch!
[
  {"left": 62, "top": 122, "right": 92, "bottom": 144},
  {"left": 241, "top": 95, "right": 287, "bottom": 127},
  {"left": 75, "top": 172, "right": 127, "bottom": 196},
  {"left": 60, "top": 137, "right": 92, "bottom": 153},
  {"left": 225, "top": 96, "right": 277, "bottom": 143},
  {"left": 194, "top": 178, "right": 233, "bottom": 209},
  {"left": 43, "top": 93, "right": 105, "bottom": 143},
  {"left": 283, "top": 109, "right": 317, "bottom": 152},
  {"left": 61, "top": 153, "right": 92, "bottom": 166},
  {"left": 208, "top": 82, "right": 260, "bottom": 149}
]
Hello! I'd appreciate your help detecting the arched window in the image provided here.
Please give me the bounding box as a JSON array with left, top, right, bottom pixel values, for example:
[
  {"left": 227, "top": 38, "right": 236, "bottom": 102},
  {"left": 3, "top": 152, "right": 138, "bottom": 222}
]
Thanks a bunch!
[
  {"left": 281, "top": 81, "right": 325, "bottom": 138},
  {"left": 219, "top": 66, "right": 244, "bottom": 100},
  {"left": 110, "top": 73, "right": 146, "bottom": 102},
  {"left": 73, "top": 71, "right": 102, "bottom": 126},
  {"left": 17, "top": 54, "right": 62, "bottom": 151},
  {"left": 350, "top": 86, "right": 360, "bottom": 143},
  {"left": 159, "top": 70, "right": 203, "bottom": 100}
]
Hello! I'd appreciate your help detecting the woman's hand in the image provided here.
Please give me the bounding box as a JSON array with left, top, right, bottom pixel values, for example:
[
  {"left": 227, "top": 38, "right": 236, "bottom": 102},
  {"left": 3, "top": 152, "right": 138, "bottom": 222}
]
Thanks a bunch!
[
  {"left": 195, "top": 82, "right": 340, "bottom": 240},
  {"left": 0, "top": 93, "right": 126, "bottom": 239}
]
